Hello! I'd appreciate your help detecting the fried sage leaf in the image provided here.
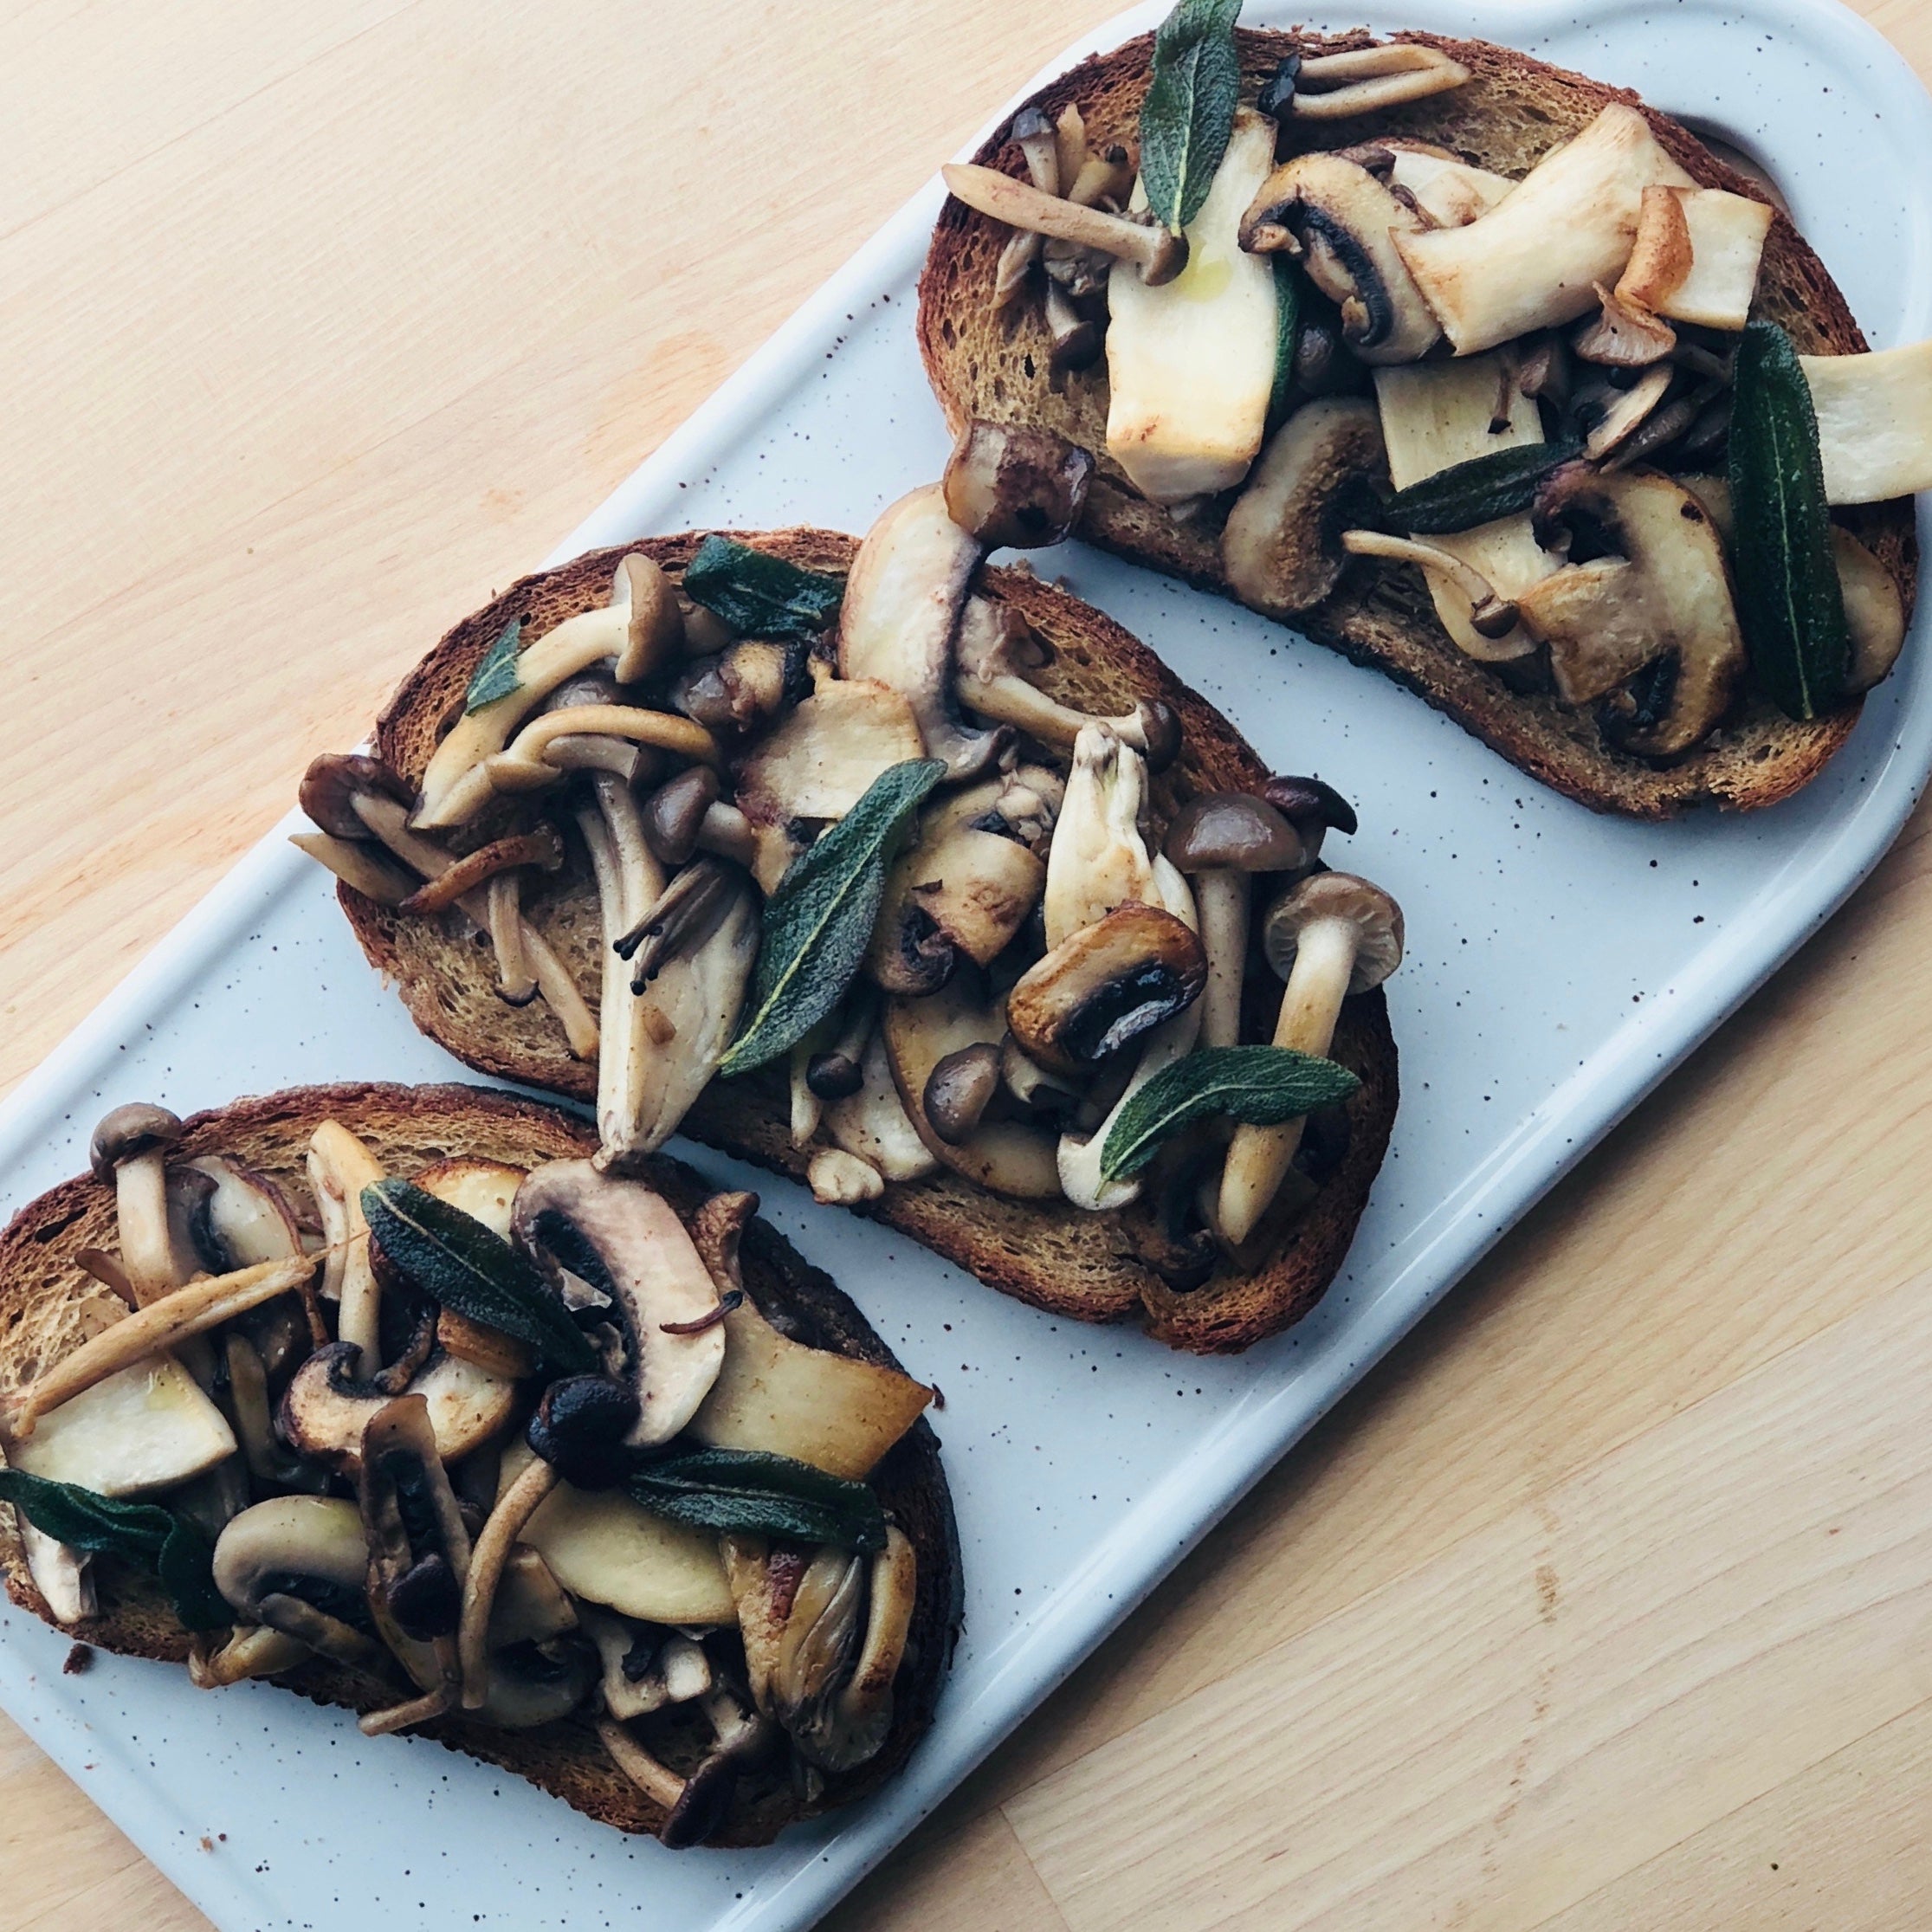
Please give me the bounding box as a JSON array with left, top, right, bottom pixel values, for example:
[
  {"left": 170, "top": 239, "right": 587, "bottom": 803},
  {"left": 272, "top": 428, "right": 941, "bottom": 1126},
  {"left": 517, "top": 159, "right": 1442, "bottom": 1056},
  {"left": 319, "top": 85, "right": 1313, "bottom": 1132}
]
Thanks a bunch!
[
  {"left": 1380, "top": 441, "right": 1580, "bottom": 535},
  {"left": 1728, "top": 318, "right": 1851, "bottom": 719},
  {"left": 717, "top": 758, "right": 947, "bottom": 1078},
  {"left": 463, "top": 617, "right": 523, "bottom": 714},
  {"left": 1100, "top": 1044, "right": 1361, "bottom": 1183},
  {"left": 628, "top": 1447, "right": 886, "bottom": 1554},
  {"left": 1139, "top": 0, "right": 1243, "bottom": 235},
  {"left": 682, "top": 536, "right": 845, "bottom": 641},
  {"left": 360, "top": 1179, "right": 594, "bottom": 1378},
  {"left": 0, "top": 1471, "right": 229, "bottom": 1630},
  {"left": 1268, "top": 256, "right": 1302, "bottom": 429}
]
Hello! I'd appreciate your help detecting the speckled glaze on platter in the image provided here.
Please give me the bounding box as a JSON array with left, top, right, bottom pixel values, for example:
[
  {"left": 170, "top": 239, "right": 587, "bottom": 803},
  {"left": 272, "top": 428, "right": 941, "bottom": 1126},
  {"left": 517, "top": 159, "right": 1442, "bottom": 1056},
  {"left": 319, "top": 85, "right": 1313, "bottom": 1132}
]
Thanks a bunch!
[{"left": 0, "top": 3, "right": 1929, "bottom": 1929}]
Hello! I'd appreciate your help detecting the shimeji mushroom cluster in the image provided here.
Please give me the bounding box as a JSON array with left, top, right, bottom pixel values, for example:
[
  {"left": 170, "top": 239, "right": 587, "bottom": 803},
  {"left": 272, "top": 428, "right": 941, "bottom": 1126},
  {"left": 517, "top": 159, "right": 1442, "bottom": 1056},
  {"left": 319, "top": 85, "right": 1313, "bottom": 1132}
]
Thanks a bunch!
[
  {"left": 3, "top": 1105, "right": 938, "bottom": 1845},
  {"left": 953, "top": 25, "right": 1928, "bottom": 758}
]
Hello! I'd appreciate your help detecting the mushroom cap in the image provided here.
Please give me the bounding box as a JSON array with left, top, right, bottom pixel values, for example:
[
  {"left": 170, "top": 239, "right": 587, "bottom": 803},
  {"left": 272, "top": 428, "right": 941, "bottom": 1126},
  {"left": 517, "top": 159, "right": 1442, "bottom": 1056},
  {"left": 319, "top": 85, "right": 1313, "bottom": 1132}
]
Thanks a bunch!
[
  {"left": 89, "top": 1102, "right": 184, "bottom": 1180},
  {"left": 1262, "top": 871, "right": 1405, "bottom": 992},
  {"left": 922, "top": 1042, "right": 1003, "bottom": 1146},
  {"left": 1162, "top": 792, "right": 1304, "bottom": 875},
  {"left": 1131, "top": 700, "right": 1183, "bottom": 774},
  {"left": 941, "top": 419, "right": 1095, "bottom": 551},
  {"left": 211, "top": 1495, "right": 370, "bottom": 1616},
  {"left": 1261, "top": 774, "right": 1359, "bottom": 838},
  {"left": 612, "top": 552, "right": 685, "bottom": 684},
  {"left": 643, "top": 766, "right": 722, "bottom": 867},
  {"left": 298, "top": 753, "right": 413, "bottom": 841}
]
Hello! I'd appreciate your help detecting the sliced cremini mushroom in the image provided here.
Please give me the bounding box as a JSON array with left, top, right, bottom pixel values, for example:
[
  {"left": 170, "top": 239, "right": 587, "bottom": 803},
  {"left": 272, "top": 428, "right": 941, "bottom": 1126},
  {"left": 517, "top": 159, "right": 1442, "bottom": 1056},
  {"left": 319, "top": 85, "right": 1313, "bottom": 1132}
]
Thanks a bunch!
[
  {"left": 837, "top": 483, "right": 1009, "bottom": 780},
  {"left": 954, "top": 597, "right": 1180, "bottom": 767},
  {"left": 1283, "top": 42, "right": 1472, "bottom": 120},
  {"left": 1218, "top": 873, "right": 1401, "bottom": 1245},
  {"left": 512, "top": 1160, "right": 726, "bottom": 1450},
  {"left": 582, "top": 1606, "right": 708, "bottom": 1720},
  {"left": 941, "top": 420, "right": 1094, "bottom": 550},
  {"left": 941, "top": 163, "right": 1188, "bottom": 284},
  {"left": 414, "top": 556, "right": 690, "bottom": 828},
  {"left": 1222, "top": 398, "right": 1388, "bottom": 618},
  {"left": 1834, "top": 528, "right": 1909, "bottom": 693},
  {"left": 1164, "top": 795, "right": 1306, "bottom": 1050},
  {"left": 1239, "top": 152, "right": 1440, "bottom": 365},
  {"left": 1800, "top": 339, "right": 1932, "bottom": 504},
  {"left": 1517, "top": 463, "right": 1746, "bottom": 757},
  {"left": 1578, "top": 363, "right": 1675, "bottom": 462},
  {"left": 1393, "top": 104, "right": 1697, "bottom": 356},
  {"left": 1104, "top": 109, "right": 1278, "bottom": 502},
  {"left": 89, "top": 1102, "right": 184, "bottom": 1307},
  {"left": 211, "top": 1496, "right": 384, "bottom": 1669},
  {"left": 280, "top": 1341, "right": 517, "bottom": 1470}
]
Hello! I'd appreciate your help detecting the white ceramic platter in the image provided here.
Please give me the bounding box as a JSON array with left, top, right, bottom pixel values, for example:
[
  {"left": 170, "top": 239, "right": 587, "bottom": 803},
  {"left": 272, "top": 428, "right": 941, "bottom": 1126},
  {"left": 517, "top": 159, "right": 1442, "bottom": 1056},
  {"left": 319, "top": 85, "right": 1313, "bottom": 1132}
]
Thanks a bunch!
[{"left": 3, "top": 2, "right": 1929, "bottom": 1926}]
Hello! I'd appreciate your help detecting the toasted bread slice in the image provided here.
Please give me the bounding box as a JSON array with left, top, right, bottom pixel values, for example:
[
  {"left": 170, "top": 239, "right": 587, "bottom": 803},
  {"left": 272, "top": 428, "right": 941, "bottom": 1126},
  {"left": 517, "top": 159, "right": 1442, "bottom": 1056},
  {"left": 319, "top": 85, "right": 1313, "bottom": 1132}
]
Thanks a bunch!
[
  {"left": 917, "top": 28, "right": 1919, "bottom": 817},
  {"left": 0, "top": 1081, "right": 961, "bottom": 1847},
  {"left": 342, "top": 531, "right": 1399, "bottom": 1352}
]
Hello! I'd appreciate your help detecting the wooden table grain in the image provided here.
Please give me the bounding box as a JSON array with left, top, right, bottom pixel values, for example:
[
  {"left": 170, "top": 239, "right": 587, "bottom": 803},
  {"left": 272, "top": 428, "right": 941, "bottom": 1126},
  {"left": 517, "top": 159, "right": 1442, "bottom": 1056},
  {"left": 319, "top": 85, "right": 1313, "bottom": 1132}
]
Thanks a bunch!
[{"left": 3, "top": 2, "right": 1929, "bottom": 1925}]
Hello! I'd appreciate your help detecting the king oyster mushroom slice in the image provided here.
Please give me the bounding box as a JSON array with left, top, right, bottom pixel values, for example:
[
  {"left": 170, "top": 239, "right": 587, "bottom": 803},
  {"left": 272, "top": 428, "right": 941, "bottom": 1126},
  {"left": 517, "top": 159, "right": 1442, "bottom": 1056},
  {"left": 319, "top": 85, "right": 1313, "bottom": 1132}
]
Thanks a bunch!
[
  {"left": 941, "top": 420, "right": 1094, "bottom": 550},
  {"left": 1616, "top": 185, "right": 1774, "bottom": 332},
  {"left": 1239, "top": 152, "right": 1441, "bottom": 365},
  {"left": 1218, "top": 873, "right": 1402, "bottom": 1246},
  {"left": 281, "top": 1341, "right": 517, "bottom": 1470},
  {"left": 1393, "top": 104, "right": 1698, "bottom": 356},
  {"left": 1516, "top": 463, "right": 1746, "bottom": 757},
  {"left": 359, "top": 1392, "right": 473, "bottom": 1651},
  {"left": 212, "top": 1495, "right": 384, "bottom": 1668},
  {"left": 1800, "top": 339, "right": 1932, "bottom": 505},
  {"left": 864, "top": 774, "right": 1049, "bottom": 996},
  {"left": 1104, "top": 108, "right": 1278, "bottom": 504},
  {"left": 953, "top": 597, "right": 1180, "bottom": 767},
  {"left": 1371, "top": 355, "right": 1561, "bottom": 662},
  {"left": 837, "top": 483, "right": 1009, "bottom": 780},
  {"left": 1222, "top": 398, "right": 1388, "bottom": 617},
  {"left": 883, "top": 967, "right": 1062, "bottom": 1200},
  {"left": 512, "top": 1161, "right": 726, "bottom": 1448},
  {"left": 413, "top": 554, "right": 687, "bottom": 829},
  {"left": 1163, "top": 795, "right": 1307, "bottom": 1050}
]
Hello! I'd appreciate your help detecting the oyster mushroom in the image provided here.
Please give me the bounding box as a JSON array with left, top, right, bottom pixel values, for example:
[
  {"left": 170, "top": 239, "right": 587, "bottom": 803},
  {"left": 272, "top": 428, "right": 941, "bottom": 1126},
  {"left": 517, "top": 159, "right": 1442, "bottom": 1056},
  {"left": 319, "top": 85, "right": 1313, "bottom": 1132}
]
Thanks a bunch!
[
  {"left": 1573, "top": 282, "right": 1677, "bottom": 368},
  {"left": 1239, "top": 152, "right": 1440, "bottom": 365},
  {"left": 837, "top": 483, "right": 1008, "bottom": 780},
  {"left": 941, "top": 420, "right": 1094, "bottom": 550},
  {"left": 940, "top": 163, "right": 1188, "bottom": 283},
  {"left": 1163, "top": 794, "right": 1307, "bottom": 1050},
  {"left": 1218, "top": 873, "right": 1402, "bottom": 1245},
  {"left": 1393, "top": 104, "right": 1697, "bottom": 356},
  {"left": 89, "top": 1102, "right": 184, "bottom": 1307},
  {"left": 1222, "top": 399, "right": 1387, "bottom": 617},
  {"left": 1517, "top": 463, "right": 1746, "bottom": 757},
  {"left": 1041, "top": 726, "right": 1177, "bottom": 947},
  {"left": 211, "top": 1496, "right": 384, "bottom": 1669}
]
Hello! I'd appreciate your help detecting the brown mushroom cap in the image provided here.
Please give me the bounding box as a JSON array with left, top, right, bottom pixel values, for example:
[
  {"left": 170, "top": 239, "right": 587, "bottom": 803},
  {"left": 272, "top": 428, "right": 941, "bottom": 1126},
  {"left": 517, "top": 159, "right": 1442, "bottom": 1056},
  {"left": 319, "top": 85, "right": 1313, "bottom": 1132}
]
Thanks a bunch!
[
  {"left": 922, "top": 1042, "right": 1003, "bottom": 1146},
  {"left": 1162, "top": 793, "right": 1304, "bottom": 876},
  {"left": 1261, "top": 775, "right": 1359, "bottom": 839},
  {"left": 298, "top": 753, "right": 413, "bottom": 841},
  {"left": 643, "top": 766, "right": 721, "bottom": 867},
  {"left": 942, "top": 419, "right": 1095, "bottom": 551},
  {"left": 89, "top": 1102, "right": 184, "bottom": 1181},
  {"left": 1262, "top": 872, "right": 1405, "bottom": 993}
]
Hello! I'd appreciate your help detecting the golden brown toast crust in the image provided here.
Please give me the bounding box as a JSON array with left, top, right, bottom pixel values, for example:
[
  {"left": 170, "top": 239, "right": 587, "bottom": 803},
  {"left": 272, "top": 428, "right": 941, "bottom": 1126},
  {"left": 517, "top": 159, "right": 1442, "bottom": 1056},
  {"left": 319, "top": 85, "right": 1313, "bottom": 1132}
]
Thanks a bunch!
[
  {"left": 916, "top": 27, "right": 1920, "bottom": 817},
  {"left": 345, "top": 530, "right": 1399, "bottom": 1352},
  {"left": 0, "top": 1081, "right": 962, "bottom": 1847}
]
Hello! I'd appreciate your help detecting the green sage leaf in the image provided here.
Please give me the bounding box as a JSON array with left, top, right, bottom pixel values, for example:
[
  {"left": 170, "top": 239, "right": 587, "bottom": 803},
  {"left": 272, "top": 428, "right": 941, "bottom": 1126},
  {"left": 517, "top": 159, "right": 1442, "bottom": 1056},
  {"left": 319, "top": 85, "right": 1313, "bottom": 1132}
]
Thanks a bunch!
[
  {"left": 156, "top": 1520, "right": 232, "bottom": 1632},
  {"left": 682, "top": 536, "right": 845, "bottom": 641},
  {"left": 628, "top": 1447, "right": 886, "bottom": 1554},
  {"left": 464, "top": 617, "right": 523, "bottom": 714},
  {"left": 716, "top": 758, "right": 946, "bottom": 1077},
  {"left": 0, "top": 1470, "right": 174, "bottom": 1557},
  {"left": 1728, "top": 318, "right": 1851, "bottom": 719},
  {"left": 1139, "top": 0, "right": 1244, "bottom": 234},
  {"left": 1268, "top": 255, "right": 1302, "bottom": 430},
  {"left": 1380, "top": 440, "right": 1581, "bottom": 535},
  {"left": 360, "top": 1179, "right": 595, "bottom": 1377},
  {"left": 1099, "top": 1044, "right": 1361, "bottom": 1183}
]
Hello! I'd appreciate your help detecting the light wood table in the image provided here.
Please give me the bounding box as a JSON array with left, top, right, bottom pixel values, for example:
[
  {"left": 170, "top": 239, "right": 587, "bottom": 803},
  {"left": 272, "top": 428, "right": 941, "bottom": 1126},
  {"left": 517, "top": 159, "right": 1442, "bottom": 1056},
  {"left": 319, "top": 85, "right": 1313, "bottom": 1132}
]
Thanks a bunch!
[{"left": 2, "top": 2, "right": 1929, "bottom": 1925}]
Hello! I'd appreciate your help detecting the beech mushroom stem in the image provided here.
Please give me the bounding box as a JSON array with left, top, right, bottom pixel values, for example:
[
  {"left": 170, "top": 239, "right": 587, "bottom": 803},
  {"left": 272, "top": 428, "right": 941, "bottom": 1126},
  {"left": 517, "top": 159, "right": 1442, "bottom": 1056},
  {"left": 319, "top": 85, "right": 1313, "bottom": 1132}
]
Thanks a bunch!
[
  {"left": 1192, "top": 870, "right": 1251, "bottom": 1050},
  {"left": 487, "top": 873, "right": 538, "bottom": 1005},
  {"left": 1341, "top": 530, "right": 1519, "bottom": 640},
  {"left": 1218, "top": 917, "right": 1356, "bottom": 1245},
  {"left": 458, "top": 1456, "right": 559, "bottom": 1709},
  {"left": 941, "top": 164, "right": 1188, "bottom": 283},
  {"left": 596, "top": 1714, "right": 688, "bottom": 1808}
]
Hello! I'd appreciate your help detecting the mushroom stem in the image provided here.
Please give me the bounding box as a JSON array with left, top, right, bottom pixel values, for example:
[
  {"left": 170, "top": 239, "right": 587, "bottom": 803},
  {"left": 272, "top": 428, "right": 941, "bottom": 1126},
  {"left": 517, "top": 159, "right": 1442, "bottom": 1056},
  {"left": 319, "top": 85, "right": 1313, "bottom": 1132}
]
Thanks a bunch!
[
  {"left": 189, "top": 1625, "right": 310, "bottom": 1689},
  {"left": 1192, "top": 869, "right": 1251, "bottom": 1051},
  {"left": 359, "top": 1679, "right": 457, "bottom": 1739},
  {"left": 397, "top": 826, "right": 565, "bottom": 917},
  {"left": 1218, "top": 917, "right": 1357, "bottom": 1245},
  {"left": 457, "top": 1454, "right": 559, "bottom": 1709},
  {"left": 308, "top": 1120, "right": 385, "bottom": 1378},
  {"left": 520, "top": 924, "right": 601, "bottom": 1059},
  {"left": 10, "top": 1255, "right": 316, "bottom": 1438},
  {"left": 941, "top": 164, "right": 1188, "bottom": 283},
  {"left": 288, "top": 831, "right": 415, "bottom": 906},
  {"left": 115, "top": 1150, "right": 178, "bottom": 1308},
  {"left": 596, "top": 1714, "right": 687, "bottom": 1808},
  {"left": 445, "top": 707, "right": 717, "bottom": 822},
  {"left": 486, "top": 872, "right": 539, "bottom": 1005},
  {"left": 1289, "top": 43, "right": 1471, "bottom": 119},
  {"left": 953, "top": 667, "right": 1179, "bottom": 766},
  {"left": 1341, "top": 530, "right": 1520, "bottom": 639}
]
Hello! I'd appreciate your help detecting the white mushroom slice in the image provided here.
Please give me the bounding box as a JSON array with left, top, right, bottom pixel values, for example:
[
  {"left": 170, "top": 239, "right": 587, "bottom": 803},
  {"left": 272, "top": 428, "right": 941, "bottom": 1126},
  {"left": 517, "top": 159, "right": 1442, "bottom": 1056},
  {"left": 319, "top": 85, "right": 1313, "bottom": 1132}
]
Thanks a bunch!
[
  {"left": 1394, "top": 104, "right": 1697, "bottom": 355},
  {"left": 519, "top": 1477, "right": 738, "bottom": 1625},
  {"left": 279, "top": 1345, "right": 517, "bottom": 1468},
  {"left": 1106, "top": 109, "right": 1279, "bottom": 503},
  {"left": 1617, "top": 185, "right": 1774, "bottom": 331},
  {"left": 17, "top": 1518, "right": 95, "bottom": 1625},
  {"left": 1288, "top": 43, "right": 1472, "bottom": 120},
  {"left": 307, "top": 1120, "right": 385, "bottom": 1377},
  {"left": 734, "top": 678, "right": 926, "bottom": 832},
  {"left": 10, "top": 1357, "right": 236, "bottom": 1495},
  {"left": 1042, "top": 726, "right": 1160, "bottom": 948},
  {"left": 1835, "top": 529, "right": 1908, "bottom": 693},
  {"left": 837, "top": 485, "right": 1005, "bottom": 779},
  {"left": 1373, "top": 356, "right": 1560, "bottom": 662},
  {"left": 1801, "top": 339, "right": 1932, "bottom": 504},
  {"left": 824, "top": 1032, "right": 942, "bottom": 1185},
  {"left": 413, "top": 1158, "right": 526, "bottom": 1239},
  {"left": 1383, "top": 143, "right": 1515, "bottom": 228}
]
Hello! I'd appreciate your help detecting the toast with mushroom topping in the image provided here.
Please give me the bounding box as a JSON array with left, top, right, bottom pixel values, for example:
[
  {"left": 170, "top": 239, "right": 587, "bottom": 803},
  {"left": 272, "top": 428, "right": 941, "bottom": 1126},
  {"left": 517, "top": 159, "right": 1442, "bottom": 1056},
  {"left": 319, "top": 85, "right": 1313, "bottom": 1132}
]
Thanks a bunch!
[
  {"left": 0, "top": 1082, "right": 960, "bottom": 1848},
  {"left": 917, "top": 16, "right": 1923, "bottom": 816},
  {"left": 297, "top": 447, "right": 1401, "bottom": 1352}
]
